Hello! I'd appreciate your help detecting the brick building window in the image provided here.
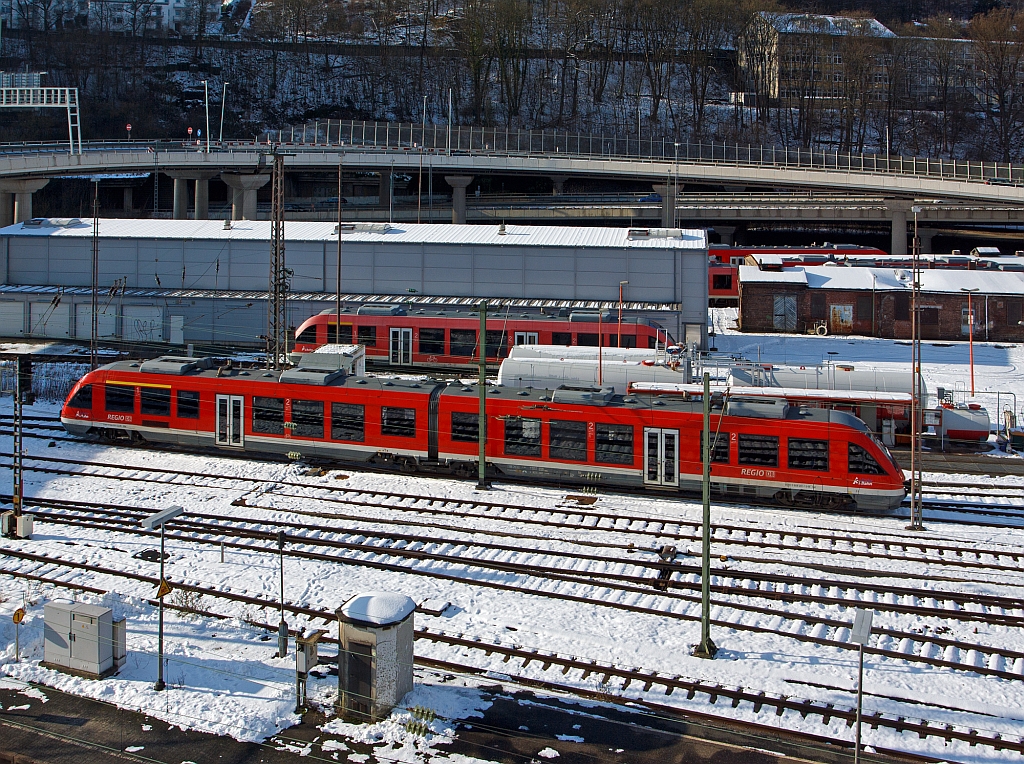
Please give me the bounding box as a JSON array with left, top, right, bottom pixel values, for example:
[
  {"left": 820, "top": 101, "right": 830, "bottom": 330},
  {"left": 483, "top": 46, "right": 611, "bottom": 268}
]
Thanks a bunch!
[
  {"left": 856, "top": 294, "right": 872, "bottom": 321},
  {"left": 894, "top": 293, "right": 910, "bottom": 321},
  {"left": 921, "top": 307, "right": 939, "bottom": 325},
  {"left": 1008, "top": 298, "right": 1022, "bottom": 327},
  {"left": 810, "top": 293, "right": 827, "bottom": 320}
]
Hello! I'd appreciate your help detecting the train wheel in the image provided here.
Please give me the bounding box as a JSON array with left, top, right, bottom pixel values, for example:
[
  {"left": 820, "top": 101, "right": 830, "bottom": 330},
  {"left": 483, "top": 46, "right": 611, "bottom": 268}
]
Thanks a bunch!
[{"left": 397, "top": 457, "right": 418, "bottom": 473}]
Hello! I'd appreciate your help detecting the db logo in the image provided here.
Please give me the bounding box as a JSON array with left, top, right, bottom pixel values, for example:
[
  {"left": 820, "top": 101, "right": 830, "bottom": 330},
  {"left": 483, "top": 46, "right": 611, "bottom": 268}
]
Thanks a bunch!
[{"left": 852, "top": 477, "right": 873, "bottom": 486}]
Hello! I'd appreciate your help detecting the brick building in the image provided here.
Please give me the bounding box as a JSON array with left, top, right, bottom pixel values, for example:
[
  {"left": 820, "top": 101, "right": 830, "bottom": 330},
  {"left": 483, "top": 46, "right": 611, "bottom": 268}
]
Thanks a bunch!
[{"left": 738, "top": 264, "right": 1024, "bottom": 341}]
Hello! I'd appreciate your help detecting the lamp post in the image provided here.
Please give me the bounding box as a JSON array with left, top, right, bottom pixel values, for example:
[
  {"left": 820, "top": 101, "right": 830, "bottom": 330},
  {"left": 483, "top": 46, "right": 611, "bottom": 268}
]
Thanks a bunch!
[
  {"left": 618, "top": 281, "right": 628, "bottom": 348},
  {"left": 200, "top": 80, "right": 211, "bottom": 153},
  {"left": 693, "top": 372, "right": 717, "bottom": 660},
  {"left": 336, "top": 154, "right": 344, "bottom": 338},
  {"left": 673, "top": 141, "right": 680, "bottom": 229},
  {"left": 218, "top": 82, "right": 229, "bottom": 144},
  {"left": 962, "top": 287, "right": 978, "bottom": 396},
  {"left": 141, "top": 506, "right": 185, "bottom": 692}
]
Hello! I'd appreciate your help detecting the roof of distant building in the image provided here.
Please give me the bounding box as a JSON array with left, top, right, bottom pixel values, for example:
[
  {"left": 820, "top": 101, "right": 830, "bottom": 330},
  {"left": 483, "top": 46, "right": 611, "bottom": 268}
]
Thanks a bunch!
[
  {"left": 740, "top": 264, "right": 1024, "bottom": 294},
  {"left": 762, "top": 12, "right": 896, "bottom": 38}
]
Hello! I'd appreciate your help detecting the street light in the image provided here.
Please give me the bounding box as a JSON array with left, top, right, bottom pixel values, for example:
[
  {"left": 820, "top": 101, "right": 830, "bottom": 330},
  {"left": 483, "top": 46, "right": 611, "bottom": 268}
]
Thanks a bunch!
[
  {"left": 618, "top": 281, "right": 628, "bottom": 348},
  {"left": 141, "top": 505, "right": 185, "bottom": 692},
  {"left": 218, "top": 82, "right": 229, "bottom": 144},
  {"left": 200, "top": 80, "right": 211, "bottom": 154},
  {"left": 907, "top": 205, "right": 924, "bottom": 532},
  {"left": 961, "top": 287, "right": 979, "bottom": 396}
]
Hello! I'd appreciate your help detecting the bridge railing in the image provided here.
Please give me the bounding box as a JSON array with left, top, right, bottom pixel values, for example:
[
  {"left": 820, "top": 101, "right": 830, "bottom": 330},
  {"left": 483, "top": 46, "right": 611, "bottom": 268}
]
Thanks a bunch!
[
  {"left": 261, "top": 119, "right": 1024, "bottom": 186},
  {"left": 1, "top": 118, "right": 1023, "bottom": 188}
]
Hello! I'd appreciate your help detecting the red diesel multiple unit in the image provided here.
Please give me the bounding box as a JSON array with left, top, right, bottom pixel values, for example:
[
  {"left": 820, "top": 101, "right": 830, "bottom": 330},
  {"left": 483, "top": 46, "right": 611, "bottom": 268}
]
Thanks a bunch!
[
  {"left": 292, "top": 307, "right": 676, "bottom": 368},
  {"left": 61, "top": 356, "right": 907, "bottom": 512}
]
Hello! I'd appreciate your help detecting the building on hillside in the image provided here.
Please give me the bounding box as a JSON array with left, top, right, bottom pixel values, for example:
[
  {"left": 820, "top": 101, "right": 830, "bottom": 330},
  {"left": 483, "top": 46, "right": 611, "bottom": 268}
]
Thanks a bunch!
[
  {"left": 739, "top": 12, "right": 896, "bottom": 106},
  {"left": 738, "top": 264, "right": 1024, "bottom": 342}
]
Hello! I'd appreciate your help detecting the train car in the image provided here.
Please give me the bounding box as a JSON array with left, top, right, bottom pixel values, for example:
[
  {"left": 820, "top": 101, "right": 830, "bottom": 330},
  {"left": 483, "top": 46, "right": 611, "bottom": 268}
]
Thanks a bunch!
[
  {"left": 292, "top": 308, "right": 676, "bottom": 368},
  {"left": 60, "top": 355, "right": 907, "bottom": 511}
]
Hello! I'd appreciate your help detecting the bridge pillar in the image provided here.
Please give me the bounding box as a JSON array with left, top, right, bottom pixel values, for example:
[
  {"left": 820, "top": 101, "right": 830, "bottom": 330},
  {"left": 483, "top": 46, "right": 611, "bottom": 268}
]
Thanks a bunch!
[
  {"left": 550, "top": 175, "right": 568, "bottom": 196},
  {"left": 651, "top": 184, "right": 675, "bottom": 228},
  {"left": 887, "top": 201, "right": 911, "bottom": 256},
  {"left": 919, "top": 228, "right": 937, "bottom": 254},
  {"left": 379, "top": 168, "right": 392, "bottom": 210},
  {"left": 0, "top": 193, "right": 12, "bottom": 228},
  {"left": 172, "top": 177, "right": 189, "bottom": 219},
  {"left": 221, "top": 173, "right": 271, "bottom": 220},
  {"left": 445, "top": 175, "right": 473, "bottom": 224},
  {"left": 123, "top": 187, "right": 133, "bottom": 215},
  {"left": 714, "top": 226, "right": 737, "bottom": 246},
  {"left": 0, "top": 178, "right": 49, "bottom": 224}
]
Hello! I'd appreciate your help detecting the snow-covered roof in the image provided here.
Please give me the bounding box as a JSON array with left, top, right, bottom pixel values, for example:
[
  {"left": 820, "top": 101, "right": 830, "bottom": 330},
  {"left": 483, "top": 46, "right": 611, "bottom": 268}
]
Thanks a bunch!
[
  {"left": 764, "top": 12, "right": 895, "bottom": 38},
  {"left": 339, "top": 591, "right": 416, "bottom": 626},
  {"left": 0, "top": 219, "right": 707, "bottom": 250},
  {"left": 740, "top": 265, "right": 1024, "bottom": 295},
  {"left": 629, "top": 382, "right": 912, "bottom": 404},
  {"left": 738, "top": 265, "right": 807, "bottom": 284}
]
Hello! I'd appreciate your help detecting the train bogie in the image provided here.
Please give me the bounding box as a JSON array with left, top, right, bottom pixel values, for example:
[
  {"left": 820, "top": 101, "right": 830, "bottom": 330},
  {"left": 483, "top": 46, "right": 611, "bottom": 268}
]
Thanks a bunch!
[{"left": 60, "top": 357, "right": 907, "bottom": 512}]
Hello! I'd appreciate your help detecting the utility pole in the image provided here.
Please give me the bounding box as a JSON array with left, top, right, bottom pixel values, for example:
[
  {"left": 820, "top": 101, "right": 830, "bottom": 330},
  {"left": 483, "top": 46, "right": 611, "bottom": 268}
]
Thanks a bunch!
[
  {"left": 277, "top": 530, "right": 288, "bottom": 658},
  {"left": 218, "top": 82, "right": 229, "bottom": 144},
  {"left": 201, "top": 80, "right": 211, "bottom": 153},
  {"left": 12, "top": 355, "right": 23, "bottom": 520},
  {"left": 141, "top": 506, "right": 185, "bottom": 692},
  {"left": 336, "top": 154, "right": 343, "bottom": 339},
  {"left": 418, "top": 95, "right": 426, "bottom": 224},
  {"left": 693, "top": 372, "right": 717, "bottom": 659},
  {"left": 90, "top": 181, "right": 99, "bottom": 371},
  {"left": 266, "top": 149, "right": 290, "bottom": 369},
  {"left": 477, "top": 300, "right": 490, "bottom": 490},
  {"left": 907, "top": 206, "right": 924, "bottom": 531}
]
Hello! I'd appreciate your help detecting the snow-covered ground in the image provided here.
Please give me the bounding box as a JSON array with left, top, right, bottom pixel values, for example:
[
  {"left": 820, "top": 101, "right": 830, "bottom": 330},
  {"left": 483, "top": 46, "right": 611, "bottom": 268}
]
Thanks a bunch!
[{"left": 1, "top": 326, "right": 1024, "bottom": 762}]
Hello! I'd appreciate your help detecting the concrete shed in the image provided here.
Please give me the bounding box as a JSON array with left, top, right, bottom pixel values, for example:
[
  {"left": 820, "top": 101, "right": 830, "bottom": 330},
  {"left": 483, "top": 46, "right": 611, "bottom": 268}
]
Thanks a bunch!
[{"left": 336, "top": 591, "right": 415, "bottom": 722}]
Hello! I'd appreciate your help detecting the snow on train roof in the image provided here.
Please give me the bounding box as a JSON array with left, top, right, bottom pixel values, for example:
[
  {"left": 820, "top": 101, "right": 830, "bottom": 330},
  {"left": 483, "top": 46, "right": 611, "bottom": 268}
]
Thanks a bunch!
[
  {"left": 629, "top": 382, "right": 913, "bottom": 403},
  {"left": 740, "top": 264, "right": 1024, "bottom": 294},
  {"left": 1, "top": 219, "right": 707, "bottom": 250}
]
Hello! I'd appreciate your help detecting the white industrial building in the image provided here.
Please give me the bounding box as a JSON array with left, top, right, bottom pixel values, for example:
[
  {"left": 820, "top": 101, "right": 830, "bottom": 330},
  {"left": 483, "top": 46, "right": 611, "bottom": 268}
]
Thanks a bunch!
[{"left": 0, "top": 219, "right": 708, "bottom": 351}]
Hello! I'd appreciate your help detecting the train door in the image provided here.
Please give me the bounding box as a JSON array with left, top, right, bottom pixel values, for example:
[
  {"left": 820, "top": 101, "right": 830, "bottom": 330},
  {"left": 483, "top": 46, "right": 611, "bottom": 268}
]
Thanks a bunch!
[
  {"left": 643, "top": 428, "right": 679, "bottom": 487},
  {"left": 514, "top": 331, "right": 539, "bottom": 345},
  {"left": 215, "top": 395, "right": 244, "bottom": 447},
  {"left": 389, "top": 328, "right": 412, "bottom": 365}
]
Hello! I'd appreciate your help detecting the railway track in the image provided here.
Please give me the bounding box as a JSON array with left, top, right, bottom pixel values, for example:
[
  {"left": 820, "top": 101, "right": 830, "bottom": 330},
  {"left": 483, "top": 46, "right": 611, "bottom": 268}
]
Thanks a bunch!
[
  {"left": 0, "top": 560, "right": 1019, "bottom": 760},
  {"left": 6, "top": 415, "right": 1024, "bottom": 523},
  {"left": 9, "top": 497, "right": 1024, "bottom": 684},
  {"left": 9, "top": 451, "right": 1024, "bottom": 582}
]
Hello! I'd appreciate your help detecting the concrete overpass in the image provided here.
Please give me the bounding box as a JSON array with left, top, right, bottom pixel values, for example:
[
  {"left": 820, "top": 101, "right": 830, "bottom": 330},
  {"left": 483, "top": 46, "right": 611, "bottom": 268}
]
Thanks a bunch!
[{"left": 1, "top": 120, "right": 1023, "bottom": 254}]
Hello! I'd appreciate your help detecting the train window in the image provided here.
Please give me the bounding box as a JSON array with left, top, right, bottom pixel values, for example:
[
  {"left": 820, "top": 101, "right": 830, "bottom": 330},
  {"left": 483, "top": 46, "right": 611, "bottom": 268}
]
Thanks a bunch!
[
  {"left": 450, "top": 329, "right": 477, "bottom": 357},
  {"left": 848, "top": 443, "right": 885, "bottom": 474},
  {"left": 551, "top": 332, "right": 571, "bottom": 345},
  {"left": 700, "top": 431, "right": 730, "bottom": 463},
  {"left": 104, "top": 384, "right": 135, "bottom": 413},
  {"left": 140, "top": 387, "right": 171, "bottom": 417},
  {"left": 68, "top": 384, "right": 92, "bottom": 409},
  {"left": 450, "top": 412, "right": 478, "bottom": 442},
  {"left": 419, "top": 328, "right": 445, "bottom": 355},
  {"left": 292, "top": 400, "right": 324, "bottom": 438},
  {"left": 577, "top": 333, "right": 598, "bottom": 346},
  {"left": 252, "top": 396, "right": 285, "bottom": 435},
  {"left": 331, "top": 403, "right": 365, "bottom": 442},
  {"left": 485, "top": 330, "right": 508, "bottom": 358},
  {"left": 737, "top": 434, "right": 778, "bottom": 467},
  {"left": 381, "top": 406, "right": 416, "bottom": 437},
  {"left": 788, "top": 438, "right": 829, "bottom": 471},
  {"left": 712, "top": 274, "right": 733, "bottom": 290},
  {"left": 295, "top": 326, "right": 317, "bottom": 345},
  {"left": 504, "top": 417, "right": 542, "bottom": 456},
  {"left": 329, "top": 324, "right": 353, "bottom": 344},
  {"left": 595, "top": 423, "right": 633, "bottom": 464},
  {"left": 549, "top": 420, "right": 587, "bottom": 461},
  {"left": 357, "top": 325, "right": 377, "bottom": 347},
  {"left": 177, "top": 390, "right": 200, "bottom": 419}
]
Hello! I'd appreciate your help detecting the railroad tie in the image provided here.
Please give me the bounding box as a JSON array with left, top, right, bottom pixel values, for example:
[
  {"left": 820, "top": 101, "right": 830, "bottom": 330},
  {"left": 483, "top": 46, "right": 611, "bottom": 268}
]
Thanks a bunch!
[
  {"left": 775, "top": 698, "right": 788, "bottom": 717},
  {"left": 752, "top": 692, "right": 765, "bottom": 713},
  {"left": 620, "top": 677, "right": 631, "bottom": 690},
  {"left": 917, "top": 720, "right": 929, "bottom": 739},
  {"left": 642, "top": 676, "right": 654, "bottom": 692},
  {"left": 707, "top": 685, "right": 719, "bottom": 704},
  {"left": 821, "top": 703, "right": 833, "bottom": 724}
]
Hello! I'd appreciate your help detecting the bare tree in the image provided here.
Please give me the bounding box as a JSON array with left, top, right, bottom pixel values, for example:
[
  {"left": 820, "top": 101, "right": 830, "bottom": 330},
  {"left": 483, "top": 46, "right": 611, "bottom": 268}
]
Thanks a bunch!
[
  {"left": 919, "top": 17, "right": 973, "bottom": 157},
  {"left": 970, "top": 9, "right": 1024, "bottom": 162},
  {"left": 737, "top": 0, "right": 784, "bottom": 128},
  {"left": 451, "top": 0, "right": 494, "bottom": 123},
  {"left": 493, "top": 0, "right": 532, "bottom": 125},
  {"left": 679, "top": 0, "right": 731, "bottom": 139}
]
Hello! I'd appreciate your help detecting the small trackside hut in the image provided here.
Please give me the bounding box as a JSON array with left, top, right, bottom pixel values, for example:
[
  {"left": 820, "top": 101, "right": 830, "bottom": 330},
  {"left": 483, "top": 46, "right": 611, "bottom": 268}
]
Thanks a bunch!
[{"left": 336, "top": 592, "right": 415, "bottom": 722}]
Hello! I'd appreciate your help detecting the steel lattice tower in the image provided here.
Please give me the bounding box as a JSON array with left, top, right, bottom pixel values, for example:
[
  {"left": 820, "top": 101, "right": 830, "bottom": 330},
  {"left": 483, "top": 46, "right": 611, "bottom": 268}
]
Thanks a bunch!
[{"left": 266, "top": 151, "right": 289, "bottom": 369}]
